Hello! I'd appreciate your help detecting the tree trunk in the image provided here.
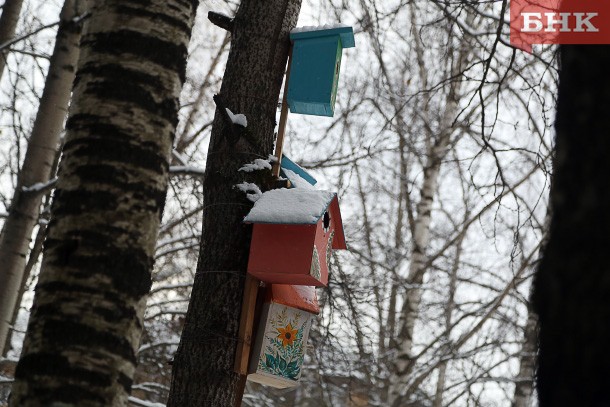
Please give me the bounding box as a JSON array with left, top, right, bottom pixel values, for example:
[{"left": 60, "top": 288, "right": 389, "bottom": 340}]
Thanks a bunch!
[
  {"left": 9, "top": 0, "right": 197, "bottom": 405},
  {"left": 513, "top": 210, "right": 550, "bottom": 407},
  {"left": 0, "top": 0, "right": 25, "bottom": 81},
  {"left": 511, "top": 288, "right": 537, "bottom": 407},
  {"left": 1, "top": 182, "right": 55, "bottom": 358},
  {"left": 433, "top": 230, "right": 464, "bottom": 407},
  {"left": 0, "top": 0, "right": 85, "bottom": 358},
  {"left": 387, "top": 95, "right": 458, "bottom": 407},
  {"left": 166, "top": 0, "right": 301, "bottom": 405},
  {"left": 533, "top": 45, "right": 610, "bottom": 407},
  {"left": 387, "top": 18, "right": 472, "bottom": 403}
]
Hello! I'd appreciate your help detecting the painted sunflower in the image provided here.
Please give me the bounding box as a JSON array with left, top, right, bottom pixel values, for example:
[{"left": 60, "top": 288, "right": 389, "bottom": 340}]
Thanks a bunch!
[{"left": 276, "top": 323, "right": 298, "bottom": 347}]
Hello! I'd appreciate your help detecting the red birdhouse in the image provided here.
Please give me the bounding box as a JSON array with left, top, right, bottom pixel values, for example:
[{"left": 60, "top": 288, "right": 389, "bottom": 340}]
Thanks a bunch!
[{"left": 244, "top": 188, "right": 347, "bottom": 286}]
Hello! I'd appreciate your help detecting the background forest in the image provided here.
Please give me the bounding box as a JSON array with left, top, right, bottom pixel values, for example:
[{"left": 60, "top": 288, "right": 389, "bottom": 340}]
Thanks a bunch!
[{"left": 0, "top": 0, "right": 557, "bottom": 405}]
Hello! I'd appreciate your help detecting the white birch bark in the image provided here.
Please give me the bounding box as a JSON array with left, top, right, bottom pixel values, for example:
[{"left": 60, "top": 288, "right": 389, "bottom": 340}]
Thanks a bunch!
[
  {"left": 0, "top": 0, "right": 85, "bottom": 357},
  {"left": 387, "top": 34, "right": 470, "bottom": 405},
  {"left": 433, "top": 231, "right": 463, "bottom": 407},
  {"left": 387, "top": 123, "right": 453, "bottom": 406},
  {"left": 511, "top": 292, "right": 537, "bottom": 407}
]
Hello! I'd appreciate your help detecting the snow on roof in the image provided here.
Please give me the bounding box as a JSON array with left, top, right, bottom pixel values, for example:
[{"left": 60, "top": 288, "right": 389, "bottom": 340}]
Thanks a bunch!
[
  {"left": 290, "top": 24, "right": 355, "bottom": 48},
  {"left": 280, "top": 155, "right": 317, "bottom": 186},
  {"left": 243, "top": 188, "right": 336, "bottom": 224},
  {"left": 291, "top": 23, "right": 349, "bottom": 33},
  {"left": 283, "top": 168, "right": 314, "bottom": 189}
]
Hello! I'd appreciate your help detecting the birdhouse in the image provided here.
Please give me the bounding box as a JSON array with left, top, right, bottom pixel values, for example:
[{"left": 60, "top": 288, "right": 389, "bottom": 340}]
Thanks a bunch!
[
  {"left": 287, "top": 25, "right": 355, "bottom": 117},
  {"left": 244, "top": 188, "right": 347, "bottom": 286},
  {"left": 248, "top": 284, "right": 319, "bottom": 388}
]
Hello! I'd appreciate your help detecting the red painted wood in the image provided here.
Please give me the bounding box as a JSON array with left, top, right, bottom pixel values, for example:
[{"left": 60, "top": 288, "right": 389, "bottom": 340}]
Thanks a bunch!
[
  {"left": 246, "top": 195, "right": 347, "bottom": 286},
  {"left": 266, "top": 284, "right": 320, "bottom": 314},
  {"left": 248, "top": 223, "right": 321, "bottom": 285},
  {"left": 329, "top": 196, "right": 346, "bottom": 249}
]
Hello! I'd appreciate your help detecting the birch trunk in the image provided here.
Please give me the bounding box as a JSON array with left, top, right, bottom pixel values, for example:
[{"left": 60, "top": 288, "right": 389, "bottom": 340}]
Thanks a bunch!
[
  {"left": 534, "top": 45, "right": 610, "bottom": 407},
  {"left": 0, "top": 0, "right": 25, "bottom": 81},
  {"left": 167, "top": 0, "right": 301, "bottom": 405},
  {"left": 433, "top": 230, "right": 463, "bottom": 407},
  {"left": 387, "top": 39, "right": 469, "bottom": 405},
  {"left": 387, "top": 130, "right": 452, "bottom": 406},
  {"left": 0, "top": 0, "right": 85, "bottom": 357},
  {"left": 511, "top": 290, "right": 537, "bottom": 407},
  {"left": 10, "top": 0, "right": 197, "bottom": 405}
]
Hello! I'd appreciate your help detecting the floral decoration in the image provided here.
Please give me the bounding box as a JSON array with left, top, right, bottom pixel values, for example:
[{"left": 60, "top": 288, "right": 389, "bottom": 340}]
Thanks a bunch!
[{"left": 258, "top": 305, "right": 309, "bottom": 381}]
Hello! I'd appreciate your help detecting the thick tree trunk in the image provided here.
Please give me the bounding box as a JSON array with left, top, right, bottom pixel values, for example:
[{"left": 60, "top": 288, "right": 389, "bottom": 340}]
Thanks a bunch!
[
  {"left": 167, "top": 0, "right": 301, "bottom": 405},
  {"left": 533, "top": 45, "right": 610, "bottom": 407},
  {"left": 9, "top": 0, "right": 197, "bottom": 405},
  {"left": 0, "top": 0, "right": 85, "bottom": 357},
  {"left": 0, "top": 0, "right": 25, "bottom": 81}
]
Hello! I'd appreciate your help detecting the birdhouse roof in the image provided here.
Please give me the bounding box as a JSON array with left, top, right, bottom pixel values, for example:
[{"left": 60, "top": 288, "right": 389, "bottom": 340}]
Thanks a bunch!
[
  {"left": 290, "top": 25, "right": 355, "bottom": 48},
  {"left": 280, "top": 155, "right": 317, "bottom": 187},
  {"left": 267, "top": 284, "right": 320, "bottom": 315},
  {"left": 244, "top": 188, "right": 337, "bottom": 225}
]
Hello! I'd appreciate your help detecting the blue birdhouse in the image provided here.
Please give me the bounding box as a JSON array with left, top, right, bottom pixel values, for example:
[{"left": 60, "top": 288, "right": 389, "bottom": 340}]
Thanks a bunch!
[{"left": 287, "top": 26, "right": 355, "bottom": 117}]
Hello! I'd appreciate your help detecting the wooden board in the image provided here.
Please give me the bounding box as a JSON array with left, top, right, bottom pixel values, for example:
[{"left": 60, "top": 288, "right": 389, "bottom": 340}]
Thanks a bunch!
[
  {"left": 272, "top": 46, "right": 293, "bottom": 177},
  {"left": 234, "top": 274, "right": 260, "bottom": 375}
]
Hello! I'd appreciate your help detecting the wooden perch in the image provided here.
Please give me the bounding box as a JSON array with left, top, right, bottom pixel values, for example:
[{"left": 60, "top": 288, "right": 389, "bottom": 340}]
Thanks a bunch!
[
  {"left": 208, "top": 11, "right": 234, "bottom": 32},
  {"left": 213, "top": 94, "right": 240, "bottom": 145},
  {"left": 213, "top": 94, "right": 264, "bottom": 151},
  {"left": 213, "top": 94, "right": 233, "bottom": 126}
]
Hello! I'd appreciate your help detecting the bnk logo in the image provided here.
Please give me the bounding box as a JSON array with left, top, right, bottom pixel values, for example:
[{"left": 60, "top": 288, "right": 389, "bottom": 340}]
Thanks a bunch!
[{"left": 510, "top": 0, "right": 610, "bottom": 52}]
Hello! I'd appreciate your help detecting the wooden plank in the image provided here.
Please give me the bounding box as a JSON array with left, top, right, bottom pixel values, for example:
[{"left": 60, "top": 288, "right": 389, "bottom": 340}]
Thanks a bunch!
[
  {"left": 234, "top": 274, "right": 260, "bottom": 375},
  {"left": 272, "top": 45, "right": 294, "bottom": 178}
]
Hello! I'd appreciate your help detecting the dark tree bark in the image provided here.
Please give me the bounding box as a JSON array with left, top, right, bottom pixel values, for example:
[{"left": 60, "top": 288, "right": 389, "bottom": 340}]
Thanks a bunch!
[
  {"left": 0, "top": 0, "right": 25, "bottom": 81},
  {"left": 9, "top": 0, "right": 197, "bottom": 405},
  {"left": 167, "top": 0, "right": 302, "bottom": 405},
  {"left": 534, "top": 45, "right": 610, "bottom": 407}
]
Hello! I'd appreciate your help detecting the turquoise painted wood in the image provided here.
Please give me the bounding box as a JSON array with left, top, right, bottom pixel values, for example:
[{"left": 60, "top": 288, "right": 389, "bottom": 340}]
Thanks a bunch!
[
  {"left": 280, "top": 154, "right": 318, "bottom": 187},
  {"left": 287, "top": 26, "right": 355, "bottom": 117}
]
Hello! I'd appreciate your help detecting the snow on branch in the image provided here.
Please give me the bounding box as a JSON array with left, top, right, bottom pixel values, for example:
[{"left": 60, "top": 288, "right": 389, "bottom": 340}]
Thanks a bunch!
[
  {"left": 235, "top": 182, "right": 262, "bottom": 203},
  {"left": 238, "top": 155, "right": 275, "bottom": 173},
  {"left": 21, "top": 177, "right": 58, "bottom": 194},
  {"left": 225, "top": 108, "right": 247, "bottom": 127}
]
